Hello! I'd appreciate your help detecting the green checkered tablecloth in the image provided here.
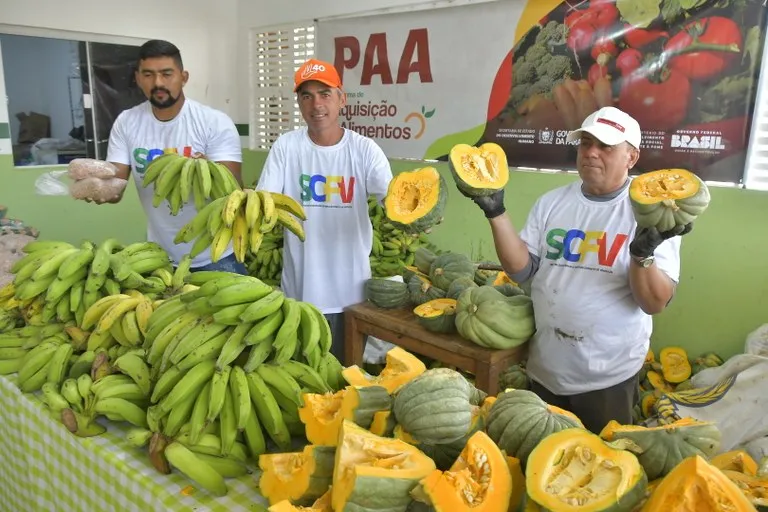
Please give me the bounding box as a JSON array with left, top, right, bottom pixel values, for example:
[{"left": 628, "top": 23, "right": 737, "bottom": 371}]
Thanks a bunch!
[{"left": 0, "top": 374, "right": 270, "bottom": 512}]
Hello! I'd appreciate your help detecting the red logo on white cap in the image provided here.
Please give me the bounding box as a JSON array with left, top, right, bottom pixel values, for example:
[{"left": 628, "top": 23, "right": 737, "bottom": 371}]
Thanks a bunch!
[{"left": 596, "top": 117, "right": 625, "bottom": 132}]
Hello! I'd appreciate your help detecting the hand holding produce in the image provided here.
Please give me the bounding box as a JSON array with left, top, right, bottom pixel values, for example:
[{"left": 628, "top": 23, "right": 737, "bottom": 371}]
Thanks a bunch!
[{"left": 66, "top": 159, "right": 128, "bottom": 204}]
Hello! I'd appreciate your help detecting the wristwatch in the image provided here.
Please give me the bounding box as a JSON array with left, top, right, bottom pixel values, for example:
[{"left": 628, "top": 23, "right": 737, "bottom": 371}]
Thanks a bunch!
[{"left": 631, "top": 254, "right": 655, "bottom": 268}]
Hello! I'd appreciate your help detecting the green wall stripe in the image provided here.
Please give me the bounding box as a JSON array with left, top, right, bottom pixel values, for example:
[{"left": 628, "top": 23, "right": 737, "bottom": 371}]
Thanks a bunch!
[
  {"left": 236, "top": 124, "right": 249, "bottom": 136},
  {"left": 0, "top": 123, "right": 9, "bottom": 139}
]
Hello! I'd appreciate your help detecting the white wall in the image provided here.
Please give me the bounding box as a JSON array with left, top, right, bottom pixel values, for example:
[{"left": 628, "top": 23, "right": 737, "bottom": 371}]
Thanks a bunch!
[
  {"left": 0, "top": 0, "right": 241, "bottom": 120},
  {"left": 238, "top": 0, "right": 433, "bottom": 27},
  {"left": 1, "top": 34, "right": 80, "bottom": 143}
]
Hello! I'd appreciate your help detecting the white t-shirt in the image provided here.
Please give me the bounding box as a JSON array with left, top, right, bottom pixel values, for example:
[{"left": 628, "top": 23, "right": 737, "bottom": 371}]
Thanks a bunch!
[
  {"left": 257, "top": 128, "right": 393, "bottom": 314},
  {"left": 106, "top": 99, "right": 242, "bottom": 267},
  {"left": 519, "top": 181, "right": 681, "bottom": 395}
]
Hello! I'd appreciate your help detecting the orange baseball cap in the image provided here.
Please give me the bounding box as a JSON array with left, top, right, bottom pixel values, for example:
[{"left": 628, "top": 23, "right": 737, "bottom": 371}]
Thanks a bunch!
[{"left": 294, "top": 58, "right": 343, "bottom": 92}]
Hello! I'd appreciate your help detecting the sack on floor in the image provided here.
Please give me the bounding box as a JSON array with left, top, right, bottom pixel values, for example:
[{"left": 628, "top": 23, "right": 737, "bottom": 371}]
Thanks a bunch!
[{"left": 654, "top": 353, "right": 768, "bottom": 452}]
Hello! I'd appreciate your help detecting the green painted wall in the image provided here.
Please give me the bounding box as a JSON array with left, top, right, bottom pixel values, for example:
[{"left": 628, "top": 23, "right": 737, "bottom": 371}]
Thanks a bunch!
[{"left": 2, "top": 150, "right": 766, "bottom": 360}]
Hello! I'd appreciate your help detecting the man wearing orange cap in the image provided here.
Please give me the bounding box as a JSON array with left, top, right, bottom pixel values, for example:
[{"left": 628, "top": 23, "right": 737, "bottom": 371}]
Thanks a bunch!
[{"left": 257, "top": 58, "right": 393, "bottom": 358}]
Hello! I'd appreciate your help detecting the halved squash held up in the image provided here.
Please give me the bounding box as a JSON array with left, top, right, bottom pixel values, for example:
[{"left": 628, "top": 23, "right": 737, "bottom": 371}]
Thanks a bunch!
[
  {"left": 629, "top": 168, "right": 711, "bottom": 233},
  {"left": 642, "top": 455, "right": 757, "bottom": 512},
  {"left": 259, "top": 445, "right": 336, "bottom": 506},
  {"left": 413, "top": 431, "right": 514, "bottom": 512},
  {"left": 599, "top": 417, "right": 721, "bottom": 480},
  {"left": 413, "top": 298, "right": 458, "bottom": 334},
  {"left": 332, "top": 420, "right": 436, "bottom": 512},
  {"left": 448, "top": 142, "right": 510, "bottom": 197},
  {"left": 342, "top": 346, "right": 426, "bottom": 394},
  {"left": 659, "top": 346, "right": 692, "bottom": 384},
  {"left": 526, "top": 428, "right": 647, "bottom": 512},
  {"left": 384, "top": 167, "right": 448, "bottom": 234}
]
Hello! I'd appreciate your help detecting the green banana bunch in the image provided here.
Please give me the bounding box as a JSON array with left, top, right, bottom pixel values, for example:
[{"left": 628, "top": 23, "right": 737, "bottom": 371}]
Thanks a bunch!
[
  {"left": 368, "top": 196, "right": 436, "bottom": 278},
  {"left": 142, "top": 155, "right": 240, "bottom": 215},
  {"left": 244, "top": 227, "right": 284, "bottom": 286},
  {"left": 175, "top": 188, "right": 306, "bottom": 264}
]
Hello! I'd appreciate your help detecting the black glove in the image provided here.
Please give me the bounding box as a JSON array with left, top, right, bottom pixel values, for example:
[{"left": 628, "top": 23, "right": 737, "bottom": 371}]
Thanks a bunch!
[
  {"left": 458, "top": 186, "right": 506, "bottom": 219},
  {"left": 629, "top": 223, "right": 693, "bottom": 259}
]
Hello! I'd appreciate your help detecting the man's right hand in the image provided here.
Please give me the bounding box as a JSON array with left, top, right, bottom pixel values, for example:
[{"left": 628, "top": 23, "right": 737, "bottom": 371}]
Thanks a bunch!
[{"left": 458, "top": 186, "right": 506, "bottom": 219}]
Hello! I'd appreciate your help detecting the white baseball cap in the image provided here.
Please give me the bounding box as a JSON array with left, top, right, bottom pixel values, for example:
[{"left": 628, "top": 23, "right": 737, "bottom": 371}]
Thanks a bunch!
[{"left": 566, "top": 106, "right": 641, "bottom": 149}]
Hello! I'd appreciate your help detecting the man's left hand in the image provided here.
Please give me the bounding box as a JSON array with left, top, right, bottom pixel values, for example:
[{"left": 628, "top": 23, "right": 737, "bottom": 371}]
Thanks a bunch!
[{"left": 629, "top": 223, "right": 693, "bottom": 259}]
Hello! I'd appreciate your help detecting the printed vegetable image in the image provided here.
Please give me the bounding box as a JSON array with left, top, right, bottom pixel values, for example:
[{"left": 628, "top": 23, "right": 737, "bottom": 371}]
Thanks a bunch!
[{"left": 470, "top": 0, "right": 766, "bottom": 179}]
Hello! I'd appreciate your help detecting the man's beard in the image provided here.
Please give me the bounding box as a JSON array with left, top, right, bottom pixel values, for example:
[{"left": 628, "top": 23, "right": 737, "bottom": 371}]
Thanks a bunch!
[{"left": 149, "top": 88, "right": 180, "bottom": 109}]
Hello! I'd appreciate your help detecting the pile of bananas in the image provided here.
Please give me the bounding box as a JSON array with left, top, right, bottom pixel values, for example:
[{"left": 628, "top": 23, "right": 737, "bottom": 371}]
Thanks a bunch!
[
  {"left": 30, "top": 270, "right": 346, "bottom": 496},
  {"left": 141, "top": 155, "right": 240, "bottom": 215},
  {"left": 175, "top": 188, "right": 306, "bottom": 264},
  {"left": 7, "top": 239, "right": 189, "bottom": 327},
  {"left": 0, "top": 283, "right": 23, "bottom": 332},
  {"left": 245, "top": 228, "right": 283, "bottom": 286},
  {"left": 368, "top": 196, "right": 434, "bottom": 278}
]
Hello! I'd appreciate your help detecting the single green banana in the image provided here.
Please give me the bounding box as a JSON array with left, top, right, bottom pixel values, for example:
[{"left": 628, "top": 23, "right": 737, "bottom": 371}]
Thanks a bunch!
[{"left": 163, "top": 442, "right": 228, "bottom": 497}]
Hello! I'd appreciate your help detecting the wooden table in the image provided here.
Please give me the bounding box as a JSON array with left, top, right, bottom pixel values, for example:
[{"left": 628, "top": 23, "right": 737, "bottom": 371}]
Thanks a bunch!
[{"left": 344, "top": 302, "right": 527, "bottom": 395}]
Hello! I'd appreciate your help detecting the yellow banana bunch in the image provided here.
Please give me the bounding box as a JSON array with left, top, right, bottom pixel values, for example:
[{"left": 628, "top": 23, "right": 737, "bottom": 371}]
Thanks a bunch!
[
  {"left": 142, "top": 155, "right": 241, "bottom": 215},
  {"left": 175, "top": 189, "right": 307, "bottom": 264},
  {"left": 81, "top": 292, "right": 155, "bottom": 351}
]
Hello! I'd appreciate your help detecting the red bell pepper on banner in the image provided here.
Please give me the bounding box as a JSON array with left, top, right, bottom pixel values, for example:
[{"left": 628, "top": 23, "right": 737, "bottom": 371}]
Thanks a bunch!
[
  {"left": 616, "top": 48, "right": 643, "bottom": 76},
  {"left": 623, "top": 24, "right": 669, "bottom": 49},
  {"left": 618, "top": 68, "right": 691, "bottom": 131},
  {"left": 664, "top": 17, "right": 742, "bottom": 81}
]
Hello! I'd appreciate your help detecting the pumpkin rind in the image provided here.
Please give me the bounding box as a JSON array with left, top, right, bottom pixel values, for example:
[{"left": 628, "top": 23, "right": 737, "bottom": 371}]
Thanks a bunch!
[
  {"left": 393, "top": 368, "right": 477, "bottom": 445},
  {"left": 448, "top": 142, "right": 510, "bottom": 197},
  {"left": 526, "top": 428, "right": 647, "bottom": 512},
  {"left": 455, "top": 286, "right": 535, "bottom": 349},
  {"left": 642, "top": 455, "right": 757, "bottom": 512},
  {"left": 499, "top": 363, "right": 529, "bottom": 390},
  {"left": 599, "top": 418, "right": 721, "bottom": 480},
  {"left": 384, "top": 167, "right": 448, "bottom": 234},
  {"left": 417, "top": 430, "right": 513, "bottom": 511},
  {"left": 414, "top": 248, "right": 438, "bottom": 275},
  {"left": 658, "top": 346, "right": 692, "bottom": 384},
  {"left": 259, "top": 444, "right": 336, "bottom": 505},
  {"left": 342, "top": 346, "right": 426, "bottom": 394},
  {"left": 407, "top": 274, "right": 446, "bottom": 306},
  {"left": 429, "top": 253, "right": 475, "bottom": 290},
  {"left": 331, "top": 420, "right": 436, "bottom": 512},
  {"left": 629, "top": 168, "right": 711, "bottom": 233},
  {"left": 446, "top": 277, "right": 478, "bottom": 300},
  {"left": 413, "top": 298, "right": 458, "bottom": 334},
  {"left": 486, "top": 389, "right": 583, "bottom": 467},
  {"left": 365, "top": 278, "right": 410, "bottom": 309}
]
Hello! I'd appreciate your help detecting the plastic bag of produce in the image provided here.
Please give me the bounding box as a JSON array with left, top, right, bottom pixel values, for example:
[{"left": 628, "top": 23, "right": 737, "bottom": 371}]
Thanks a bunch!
[
  {"left": 745, "top": 323, "right": 768, "bottom": 357},
  {"left": 363, "top": 275, "right": 402, "bottom": 364},
  {"left": 654, "top": 353, "right": 768, "bottom": 452},
  {"left": 34, "top": 169, "right": 70, "bottom": 196},
  {"left": 67, "top": 158, "right": 117, "bottom": 180},
  {"left": 35, "top": 169, "right": 127, "bottom": 203}
]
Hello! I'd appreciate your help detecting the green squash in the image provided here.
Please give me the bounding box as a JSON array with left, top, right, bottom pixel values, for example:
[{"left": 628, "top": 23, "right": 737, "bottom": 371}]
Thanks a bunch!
[
  {"left": 486, "top": 389, "right": 583, "bottom": 467},
  {"left": 629, "top": 168, "right": 711, "bottom": 232},
  {"left": 428, "top": 253, "right": 475, "bottom": 290},
  {"left": 384, "top": 167, "right": 448, "bottom": 234},
  {"left": 407, "top": 274, "right": 446, "bottom": 306},
  {"left": 414, "top": 247, "right": 437, "bottom": 275},
  {"left": 599, "top": 417, "right": 722, "bottom": 480},
  {"left": 413, "top": 298, "right": 457, "bottom": 334},
  {"left": 364, "top": 278, "right": 410, "bottom": 309},
  {"left": 499, "top": 363, "right": 529, "bottom": 390},
  {"left": 455, "top": 286, "right": 535, "bottom": 349},
  {"left": 393, "top": 368, "right": 479, "bottom": 445},
  {"left": 445, "top": 276, "right": 478, "bottom": 300}
]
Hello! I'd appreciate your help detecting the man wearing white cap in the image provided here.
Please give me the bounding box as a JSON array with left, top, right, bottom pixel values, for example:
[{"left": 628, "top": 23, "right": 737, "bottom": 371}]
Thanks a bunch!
[{"left": 463, "top": 106, "right": 692, "bottom": 433}]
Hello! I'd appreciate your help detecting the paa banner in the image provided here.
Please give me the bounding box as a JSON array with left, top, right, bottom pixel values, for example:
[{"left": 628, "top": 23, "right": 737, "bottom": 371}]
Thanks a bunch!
[{"left": 317, "top": 0, "right": 767, "bottom": 182}]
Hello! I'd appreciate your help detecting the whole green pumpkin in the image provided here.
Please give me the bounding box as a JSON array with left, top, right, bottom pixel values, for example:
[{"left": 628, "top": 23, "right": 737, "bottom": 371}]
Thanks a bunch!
[{"left": 455, "top": 286, "right": 535, "bottom": 349}]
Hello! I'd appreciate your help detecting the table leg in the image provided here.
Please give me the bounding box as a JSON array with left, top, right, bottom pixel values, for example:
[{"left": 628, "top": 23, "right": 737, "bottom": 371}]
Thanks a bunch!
[
  {"left": 344, "top": 311, "right": 364, "bottom": 367},
  {"left": 474, "top": 361, "right": 500, "bottom": 396}
]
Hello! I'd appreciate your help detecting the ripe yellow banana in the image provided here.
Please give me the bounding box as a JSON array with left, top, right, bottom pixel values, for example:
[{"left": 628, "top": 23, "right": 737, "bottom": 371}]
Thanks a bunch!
[
  {"left": 210, "top": 226, "right": 233, "bottom": 263},
  {"left": 221, "top": 189, "right": 247, "bottom": 228},
  {"left": 244, "top": 189, "right": 262, "bottom": 227},
  {"left": 271, "top": 192, "right": 307, "bottom": 221},
  {"left": 93, "top": 296, "right": 143, "bottom": 334},
  {"left": 81, "top": 294, "right": 132, "bottom": 331},
  {"left": 231, "top": 213, "right": 248, "bottom": 263},
  {"left": 275, "top": 209, "right": 306, "bottom": 242},
  {"left": 257, "top": 190, "right": 278, "bottom": 233}
]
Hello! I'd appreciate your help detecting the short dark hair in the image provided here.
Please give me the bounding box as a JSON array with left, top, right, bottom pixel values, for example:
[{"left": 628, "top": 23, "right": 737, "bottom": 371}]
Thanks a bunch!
[{"left": 138, "top": 39, "right": 183, "bottom": 70}]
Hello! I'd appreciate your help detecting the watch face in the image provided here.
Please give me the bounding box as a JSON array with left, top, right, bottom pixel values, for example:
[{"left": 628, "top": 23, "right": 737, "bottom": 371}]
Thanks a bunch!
[{"left": 640, "top": 256, "right": 654, "bottom": 268}]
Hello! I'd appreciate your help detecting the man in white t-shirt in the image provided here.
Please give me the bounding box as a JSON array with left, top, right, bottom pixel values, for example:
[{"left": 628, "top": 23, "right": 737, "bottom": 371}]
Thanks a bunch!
[
  {"left": 257, "top": 58, "right": 393, "bottom": 358},
  {"left": 463, "top": 107, "right": 693, "bottom": 433},
  {"left": 87, "top": 39, "right": 245, "bottom": 273}
]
